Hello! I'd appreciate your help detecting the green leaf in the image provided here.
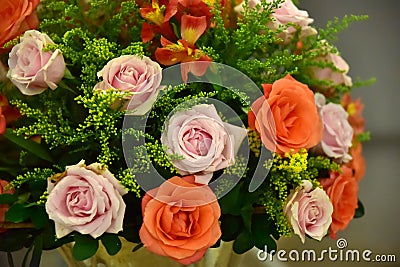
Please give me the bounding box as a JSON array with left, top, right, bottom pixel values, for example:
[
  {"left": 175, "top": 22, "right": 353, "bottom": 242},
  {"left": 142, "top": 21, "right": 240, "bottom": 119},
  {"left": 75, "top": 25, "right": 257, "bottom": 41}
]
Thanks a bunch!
[
  {"left": 233, "top": 231, "right": 254, "bottom": 254},
  {"left": 3, "top": 129, "right": 53, "bottom": 163},
  {"left": 0, "top": 166, "right": 19, "bottom": 176},
  {"left": 30, "top": 206, "right": 49, "bottom": 229},
  {"left": 0, "top": 194, "right": 18, "bottom": 205},
  {"left": 132, "top": 243, "right": 143, "bottom": 253},
  {"left": 0, "top": 229, "right": 35, "bottom": 252},
  {"left": 354, "top": 200, "right": 365, "bottom": 218},
  {"left": 219, "top": 184, "right": 242, "bottom": 215},
  {"left": 251, "top": 214, "right": 277, "bottom": 252},
  {"left": 100, "top": 233, "right": 122, "bottom": 256},
  {"left": 72, "top": 234, "right": 99, "bottom": 261},
  {"left": 220, "top": 214, "right": 242, "bottom": 241},
  {"left": 63, "top": 68, "right": 75, "bottom": 80},
  {"left": 252, "top": 233, "right": 276, "bottom": 252},
  {"left": 30, "top": 235, "right": 43, "bottom": 267},
  {"left": 5, "top": 203, "right": 32, "bottom": 223},
  {"left": 240, "top": 204, "right": 253, "bottom": 232}
]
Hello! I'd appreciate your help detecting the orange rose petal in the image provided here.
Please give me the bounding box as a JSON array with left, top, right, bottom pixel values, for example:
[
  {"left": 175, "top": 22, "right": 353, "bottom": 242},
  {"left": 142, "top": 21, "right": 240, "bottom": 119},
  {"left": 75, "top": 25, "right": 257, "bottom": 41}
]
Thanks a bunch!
[{"left": 139, "top": 225, "right": 168, "bottom": 257}]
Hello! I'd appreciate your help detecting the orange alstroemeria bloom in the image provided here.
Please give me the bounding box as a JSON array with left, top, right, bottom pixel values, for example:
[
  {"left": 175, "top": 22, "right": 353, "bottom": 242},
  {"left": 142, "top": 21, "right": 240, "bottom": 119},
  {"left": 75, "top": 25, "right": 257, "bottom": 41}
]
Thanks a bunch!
[
  {"left": 175, "top": 0, "right": 213, "bottom": 26},
  {"left": 140, "top": 0, "right": 178, "bottom": 42},
  {"left": 155, "top": 15, "right": 211, "bottom": 81}
]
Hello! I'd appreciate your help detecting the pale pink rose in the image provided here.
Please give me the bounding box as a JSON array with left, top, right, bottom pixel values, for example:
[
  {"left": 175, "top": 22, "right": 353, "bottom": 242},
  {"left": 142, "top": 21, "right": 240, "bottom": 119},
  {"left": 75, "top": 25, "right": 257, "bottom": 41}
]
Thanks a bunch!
[
  {"left": 315, "top": 93, "right": 353, "bottom": 163},
  {"left": 161, "top": 104, "right": 247, "bottom": 184},
  {"left": 284, "top": 180, "right": 333, "bottom": 243},
  {"left": 7, "top": 30, "right": 66, "bottom": 96},
  {"left": 234, "top": 0, "right": 316, "bottom": 42},
  {"left": 310, "top": 48, "right": 353, "bottom": 87},
  {"left": 45, "top": 160, "right": 127, "bottom": 239},
  {"left": 94, "top": 55, "right": 162, "bottom": 115}
]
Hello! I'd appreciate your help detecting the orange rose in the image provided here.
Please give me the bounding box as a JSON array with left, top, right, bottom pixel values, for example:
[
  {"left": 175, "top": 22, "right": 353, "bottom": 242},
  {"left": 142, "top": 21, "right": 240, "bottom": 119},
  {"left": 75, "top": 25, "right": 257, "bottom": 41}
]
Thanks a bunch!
[
  {"left": 347, "top": 142, "right": 366, "bottom": 181},
  {"left": 319, "top": 166, "right": 358, "bottom": 239},
  {"left": 248, "top": 74, "right": 322, "bottom": 154},
  {"left": 0, "top": 94, "right": 21, "bottom": 134},
  {"left": 0, "top": 0, "right": 40, "bottom": 52},
  {"left": 139, "top": 176, "right": 221, "bottom": 265},
  {"left": 0, "top": 180, "right": 15, "bottom": 233}
]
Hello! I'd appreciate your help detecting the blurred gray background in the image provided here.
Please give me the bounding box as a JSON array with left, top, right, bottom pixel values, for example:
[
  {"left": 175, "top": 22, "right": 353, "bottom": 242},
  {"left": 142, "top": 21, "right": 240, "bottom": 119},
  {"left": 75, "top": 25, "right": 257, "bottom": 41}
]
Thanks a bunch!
[{"left": 1, "top": 0, "right": 399, "bottom": 266}]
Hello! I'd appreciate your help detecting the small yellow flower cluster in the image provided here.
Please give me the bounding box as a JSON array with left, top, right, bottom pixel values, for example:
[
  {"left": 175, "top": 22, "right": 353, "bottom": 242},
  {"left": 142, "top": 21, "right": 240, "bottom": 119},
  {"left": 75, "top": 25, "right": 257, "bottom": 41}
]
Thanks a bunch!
[
  {"left": 278, "top": 148, "right": 308, "bottom": 174},
  {"left": 37, "top": 190, "right": 49, "bottom": 205},
  {"left": 248, "top": 128, "right": 261, "bottom": 157},
  {"left": 118, "top": 169, "right": 141, "bottom": 198}
]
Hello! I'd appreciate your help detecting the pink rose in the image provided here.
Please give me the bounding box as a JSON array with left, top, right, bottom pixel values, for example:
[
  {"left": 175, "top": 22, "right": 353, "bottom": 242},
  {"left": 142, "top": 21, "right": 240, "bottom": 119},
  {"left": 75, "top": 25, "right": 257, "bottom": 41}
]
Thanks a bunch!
[
  {"left": 161, "top": 104, "right": 247, "bottom": 184},
  {"left": 310, "top": 46, "right": 353, "bottom": 87},
  {"left": 45, "top": 160, "right": 127, "bottom": 238},
  {"left": 0, "top": 180, "right": 15, "bottom": 233},
  {"left": 0, "top": 0, "right": 39, "bottom": 53},
  {"left": 139, "top": 176, "right": 221, "bottom": 265},
  {"left": 284, "top": 180, "right": 333, "bottom": 243},
  {"left": 234, "top": 0, "right": 317, "bottom": 43},
  {"left": 94, "top": 55, "right": 162, "bottom": 115},
  {"left": 7, "top": 30, "right": 66, "bottom": 96},
  {"left": 270, "top": 0, "right": 317, "bottom": 42},
  {"left": 315, "top": 93, "right": 353, "bottom": 163}
]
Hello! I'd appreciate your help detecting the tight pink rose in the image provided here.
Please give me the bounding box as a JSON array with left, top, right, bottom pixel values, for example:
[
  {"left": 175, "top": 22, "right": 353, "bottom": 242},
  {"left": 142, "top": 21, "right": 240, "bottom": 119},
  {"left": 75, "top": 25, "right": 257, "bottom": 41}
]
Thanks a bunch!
[
  {"left": 315, "top": 93, "right": 353, "bottom": 163},
  {"left": 284, "top": 180, "right": 333, "bottom": 243},
  {"left": 139, "top": 176, "right": 221, "bottom": 265},
  {"left": 234, "top": 0, "right": 316, "bottom": 42},
  {"left": 45, "top": 160, "right": 127, "bottom": 239},
  {"left": 161, "top": 104, "right": 247, "bottom": 184},
  {"left": 94, "top": 55, "right": 162, "bottom": 115},
  {"left": 7, "top": 30, "right": 66, "bottom": 95},
  {"left": 0, "top": 0, "right": 39, "bottom": 53},
  {"left": 310, "top": 45, "right": 352, "bottom": 87}
]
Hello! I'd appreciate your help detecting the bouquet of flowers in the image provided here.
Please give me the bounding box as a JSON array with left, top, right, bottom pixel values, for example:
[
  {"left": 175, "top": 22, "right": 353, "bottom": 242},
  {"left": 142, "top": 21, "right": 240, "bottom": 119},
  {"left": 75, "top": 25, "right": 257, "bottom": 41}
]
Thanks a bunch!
[{"left": 0, "top": 0, "right": 371, "bottom": 266}]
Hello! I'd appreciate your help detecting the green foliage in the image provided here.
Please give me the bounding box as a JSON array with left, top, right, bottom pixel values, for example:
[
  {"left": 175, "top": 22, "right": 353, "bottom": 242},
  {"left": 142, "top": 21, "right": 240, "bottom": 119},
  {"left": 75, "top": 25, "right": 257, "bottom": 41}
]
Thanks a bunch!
[
  {"left": 11, "top": 168, "right": 54, "bottom": 189},
  {"left": 72, "top": 234, "right": 99, "bottom": 261},
  {"left": 117, "top": 169, "right": 141, "bottom": 198},
  {"left": 354, "top": 200, "right": 365, "bottom": 218},
  {"left": 319, "top": 15, "right": 369, "bottom": 43},
  {"left": 100, "top": 234, "right": 122, "bottom": 256}
]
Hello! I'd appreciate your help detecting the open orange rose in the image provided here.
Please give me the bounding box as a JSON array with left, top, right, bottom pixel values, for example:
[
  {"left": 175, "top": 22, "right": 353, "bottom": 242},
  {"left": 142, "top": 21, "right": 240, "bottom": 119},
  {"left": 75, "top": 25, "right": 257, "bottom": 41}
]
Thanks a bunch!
[
  {"left": 248, "top": 74, "right": 322, "bottom": 154},
  {"left": 0, "top": 0, "right": 40, "bottom": 52},
  {"left": 319, "top": 166, "right": 358, "bottom": 239},
  {"left": 139, "top": 176, "right": 221, "bottom": 265}
]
